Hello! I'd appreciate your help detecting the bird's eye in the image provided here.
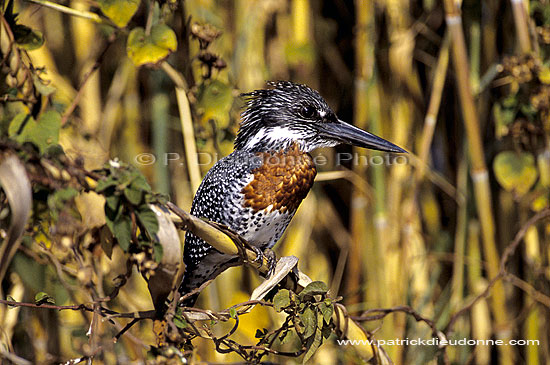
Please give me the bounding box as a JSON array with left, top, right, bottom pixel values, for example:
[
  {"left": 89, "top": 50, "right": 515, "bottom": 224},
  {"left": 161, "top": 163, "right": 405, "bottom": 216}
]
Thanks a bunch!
[{"left": 301, "top": 105, "right": 317, "bottom": 119}]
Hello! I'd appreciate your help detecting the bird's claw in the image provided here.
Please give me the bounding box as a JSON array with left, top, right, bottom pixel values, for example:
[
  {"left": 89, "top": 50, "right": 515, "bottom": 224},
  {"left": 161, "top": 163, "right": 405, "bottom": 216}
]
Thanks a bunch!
[
  {"left": 263, "top": 248, "right": 277, "bottom": 278},
  {"left": 251, "top": 246, "right": 264, "bottom": 263},
  {"left": 251, "top": 247, "right": 277, "bottom": 278}
]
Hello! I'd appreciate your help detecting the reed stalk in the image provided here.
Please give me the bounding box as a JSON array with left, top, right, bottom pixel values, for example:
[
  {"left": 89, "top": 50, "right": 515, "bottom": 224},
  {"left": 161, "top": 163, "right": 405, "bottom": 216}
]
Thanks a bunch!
[
  {"left": 524, "top": 225, "right": 540, "bottom": 365},
  {"left": 348, "top": 0, "right": 378, "bottom": 309},
  {"left": 448, "top": 148, "right": 468, "bottom": 363},
  {"left": 151, "top": 93, "right": 171, "bottom": 194},
  {"left": 415, "top": 33, "right": 449, "bottom": 181},
  {"left": 24, "top": 0, "right": 104, "bottom": 23},
  {"left": 161, "top": 62, "right": 202, "bottom": 193},
  {"left": 443, "top": 1, "right": 513, "bottom": 363},
  {"left": 70, "top": 0, "right": 101, "bottom": 136},
  {"left": 467, "top": 221, "right": 491, "bottom": 365},
  {"left": 510, "top": 0, "right": 532, "bottom": 54}
]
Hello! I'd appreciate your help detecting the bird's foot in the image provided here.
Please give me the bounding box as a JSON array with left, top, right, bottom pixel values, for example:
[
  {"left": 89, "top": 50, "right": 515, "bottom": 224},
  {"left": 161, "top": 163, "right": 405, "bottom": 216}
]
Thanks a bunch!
[
  {"left": 250, "top": 245, "right": 264, "bottom": 264},
  {"left": 250, "top": 247, "right": 277, "bottom": 278},
  {"left": 254, "top": 248, "right": 277, "bottom": 278},
  {"left": 263, "top": 248, "right": 277, "bottom": 278}
]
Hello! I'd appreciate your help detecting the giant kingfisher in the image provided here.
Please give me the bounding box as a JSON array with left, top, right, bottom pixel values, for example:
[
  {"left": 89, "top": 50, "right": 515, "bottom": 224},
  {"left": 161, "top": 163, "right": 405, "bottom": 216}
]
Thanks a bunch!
[{"left": 179, "top": 81, "right": 406, "bottom": 306}]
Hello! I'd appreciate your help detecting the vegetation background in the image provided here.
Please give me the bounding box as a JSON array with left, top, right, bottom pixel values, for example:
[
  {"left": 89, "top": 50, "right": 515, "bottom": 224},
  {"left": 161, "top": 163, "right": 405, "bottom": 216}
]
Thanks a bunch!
[{"left": 0, "top": 0, "right": 549, "bottom": 363}]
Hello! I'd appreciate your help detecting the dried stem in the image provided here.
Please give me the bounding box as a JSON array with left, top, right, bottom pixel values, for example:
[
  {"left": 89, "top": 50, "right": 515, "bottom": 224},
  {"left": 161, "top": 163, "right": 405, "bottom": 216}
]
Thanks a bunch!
[{"left": 443, "top": 2, "right": 514, "bottom": 362}]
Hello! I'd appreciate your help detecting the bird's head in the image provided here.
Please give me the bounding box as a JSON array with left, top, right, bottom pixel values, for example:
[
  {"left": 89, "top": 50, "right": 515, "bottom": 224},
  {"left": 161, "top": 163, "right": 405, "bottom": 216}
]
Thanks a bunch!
[{"left": 235, "top": 81, "right": 406, "bottom": 154}]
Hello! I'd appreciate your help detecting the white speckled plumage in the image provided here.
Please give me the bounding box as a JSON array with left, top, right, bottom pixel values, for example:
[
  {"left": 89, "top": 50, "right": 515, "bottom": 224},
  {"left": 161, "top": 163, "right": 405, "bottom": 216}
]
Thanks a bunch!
[{"left": 179, "top": 150, "right": 296, "bottom": 302}]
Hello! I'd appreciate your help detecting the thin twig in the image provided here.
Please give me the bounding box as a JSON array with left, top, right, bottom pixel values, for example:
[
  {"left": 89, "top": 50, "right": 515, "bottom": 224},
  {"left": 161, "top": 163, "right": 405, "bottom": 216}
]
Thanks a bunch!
[
  {"left": 0, "top": 299, "right": 94, "bottom": 311},
  {"left": 24, "top": 0, "right": 104, "bottom": 23},
  {"left": 353, "top": 305, "right": 447, "bottom": 347},
  {"left": 446, "top": 208, "right": 550, "bottom": 333}
]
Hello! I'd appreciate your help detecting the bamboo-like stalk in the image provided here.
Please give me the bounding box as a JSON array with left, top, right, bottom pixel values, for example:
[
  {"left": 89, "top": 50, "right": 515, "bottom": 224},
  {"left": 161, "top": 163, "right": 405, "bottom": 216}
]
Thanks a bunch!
[
  {"left": 161, "top": 62, "right": 202, "bottom": 193},
  {"left": 537, "top": 149, "right": 550, "bottom": 187},
  {"left": 467, "top": 221, "right": 491, "bottom": 365},
  {"left": 524, "top": 225, "right": 540, "bottom": 365},
  {"left": 383, "top": 100, "right": 412, "bottom": 365},
  {"left": 70, "top": 0, "right": 102, "bottom": 136},
  {"left": 450, "top": 150, "right": 468, "bottom": 311},
  {"left": 510, "top": 0, "right": 532, "bottom": 54},
  {"left": 469, "top": 22, "right": 481, "bottom": 95},
  {"left": 151, "top": 93, "right": 171, "bottom": 194},
  {"left": 443, "top": 2, "right": 514, "bottom": 363},
  {"left": 24, "top": 0, "right": 104, "bottom": 23},
  {"left": 347, "top": 0, "right": 378, "bottom": 309},
  {"left": 448, "top": 148, "right": 468, "bottom": 363},
  {"left": 291, "top": 0, "right": 310, "bottom": 45},
  {"left": 384, "top": 3, "right": 419, "bottom": 363},
  {"left": 234, "top": 0, "right": 270, "bottom": 91},
  {"left": 415, "top": 33, "right": 449, "bottom": 181}
]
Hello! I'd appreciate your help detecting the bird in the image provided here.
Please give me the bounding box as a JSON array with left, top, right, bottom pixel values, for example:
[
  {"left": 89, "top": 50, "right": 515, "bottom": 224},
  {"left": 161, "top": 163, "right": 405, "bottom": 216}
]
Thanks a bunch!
[{"left": 179, "top": 81, "right": 406, "bottom": 306}]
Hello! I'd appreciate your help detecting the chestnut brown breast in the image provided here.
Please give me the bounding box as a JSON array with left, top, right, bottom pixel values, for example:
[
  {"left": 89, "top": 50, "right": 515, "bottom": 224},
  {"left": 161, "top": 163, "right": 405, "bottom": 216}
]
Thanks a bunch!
[{"left": 242, "top": 144, "right": 317, "bottom": 214}]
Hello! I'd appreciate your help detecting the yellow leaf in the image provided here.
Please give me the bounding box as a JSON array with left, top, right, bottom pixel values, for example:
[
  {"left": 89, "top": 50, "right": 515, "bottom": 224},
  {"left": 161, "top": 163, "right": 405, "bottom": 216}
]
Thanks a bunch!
[
  {"left": 127, "top": 25, "right": 177, "bottom": 66},
  {"left": 196, "top": 80, "right": 233, "bottom": 128},
  {"left": 75, "top": 192, "right": 106, "bottom": 228},
  {"left": 539, "top": 66, "right": 550, "bottom": 85},
  {"left": 97, "top": 0, "right": 140, "bottom": 28},
  {"left": 493, "top": 151, "right": 538, "bottom": 196}
]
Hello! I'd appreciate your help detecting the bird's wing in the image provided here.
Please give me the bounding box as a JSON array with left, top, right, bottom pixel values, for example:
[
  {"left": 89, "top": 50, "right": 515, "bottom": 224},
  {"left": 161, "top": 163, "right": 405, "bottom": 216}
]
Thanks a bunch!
[{"left": 183, "top": 150, "right": 261, "bottom": 268}]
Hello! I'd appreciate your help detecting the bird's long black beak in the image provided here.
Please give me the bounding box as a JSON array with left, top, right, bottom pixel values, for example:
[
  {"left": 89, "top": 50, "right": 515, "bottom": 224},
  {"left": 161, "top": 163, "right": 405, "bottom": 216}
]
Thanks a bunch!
[{"left": 316, "top": 119, "right": 407, "bottom": 153}]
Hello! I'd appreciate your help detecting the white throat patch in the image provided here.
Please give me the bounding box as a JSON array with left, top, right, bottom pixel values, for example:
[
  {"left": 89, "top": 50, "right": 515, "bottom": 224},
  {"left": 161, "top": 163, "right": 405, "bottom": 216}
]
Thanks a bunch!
[{"left": 244, "top": 126, "right": 304, "bottom": 150}]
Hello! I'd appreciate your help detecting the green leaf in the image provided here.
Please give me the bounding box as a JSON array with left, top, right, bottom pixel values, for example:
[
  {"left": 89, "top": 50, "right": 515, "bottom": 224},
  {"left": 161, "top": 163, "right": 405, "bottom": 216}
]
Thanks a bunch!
[
  {"left": 97, "top": 0, "right": 140, "bottom": 27},
  {"left": 127, "top": 24, "right": 177, "bottom": 66},
  {"left": 124, "top": 187, "right": 143, "bottom": 205},
  {"left": 112, "top": 217, "right": 132, "bottom": 251},
  {"left": 52, "top": 188, "right": 78, "bottom": 203},
  {"left": 33, "top": 75, "right": 56, "bottom": 96},
  {"left": 321, "top": 324, "right": 332, "bottom": 339},
  {"left": 105, "top": 194, "right": 120, "bottom": 215},
  {"left": 299, "top": 281, "right": 328, "bottom": 299},
  {"left": 13, "top": 24, "right": 44, "bottom": 50},
  {"left": 302, "top": 314, "right": 324, "bottom": 364},
  {"left": 273, "top": 289, "right": 291, "bottom": 312},
  {"left": 493, "top": 151, "right": 538, "bottom": 196},
  {"left": 100, "top": 226, "right": 114, "bottom": 259},
  {"left": 153, "top": 242, "right": 163, "bottom": 263},
  {"left": 300, "top": 307, "right": 317, "bottom": 339},
  {"left": 196, "top": 80, "right": 233, "bottom": 128},
  {"left": 34, "top": 291, "right": 55, "bottom": 305},
  {"left": 96, "top": 177, "right": 118, "bottom": 193},
  {"left": 279, "top": 329, "right": 293, "bottom": 344},
  {"left": 47, "top": 187, "right": 78, "bottom": 220},
  {"left": 8, "top": 111, "right": 61, "bottom": 154},
  {"left": 229, "top": 307, "right": 237, "bottom": 319},
  {"left": 131, "top": 174, "right": 151, "bottom": 192},
  {"left": 173, "top": 315, "right": 187, "bottom": 328},
  {"left": 319, "top": 300, "right": 333, "bottom": 324},
  {"left": 136, "top": 207, "right": 159, "bottom": 235}
]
